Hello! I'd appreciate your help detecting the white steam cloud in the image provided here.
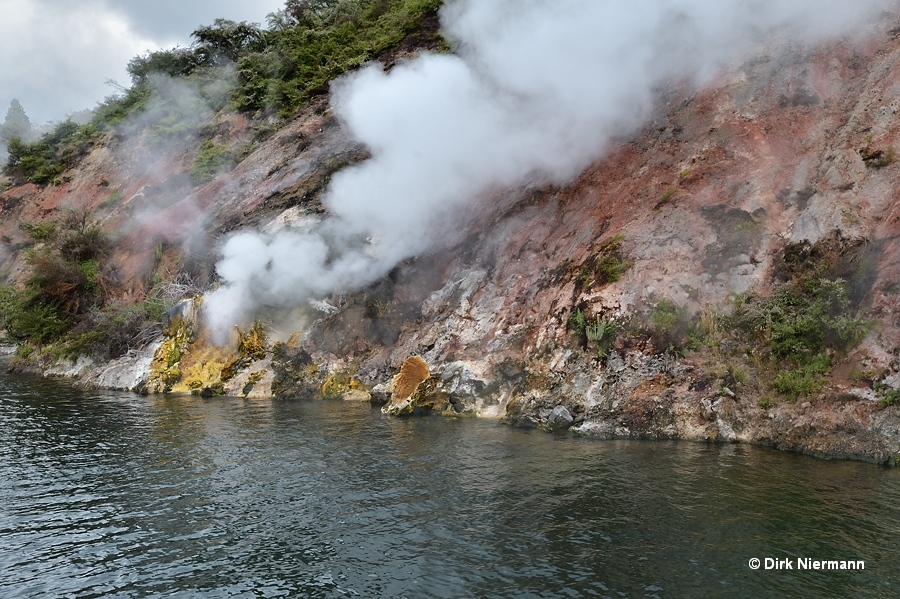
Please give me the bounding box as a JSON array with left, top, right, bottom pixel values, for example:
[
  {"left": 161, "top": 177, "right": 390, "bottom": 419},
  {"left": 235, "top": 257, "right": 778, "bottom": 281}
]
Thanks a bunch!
[{"left": 205, "top": 0, "right": 892, "bottom": 335}]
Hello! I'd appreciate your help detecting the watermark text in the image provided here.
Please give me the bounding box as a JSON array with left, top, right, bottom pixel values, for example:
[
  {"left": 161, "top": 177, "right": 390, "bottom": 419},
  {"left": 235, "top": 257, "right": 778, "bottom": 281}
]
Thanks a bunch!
[{"left": 748, "top": 557, "right": 865, "bottom": 571}]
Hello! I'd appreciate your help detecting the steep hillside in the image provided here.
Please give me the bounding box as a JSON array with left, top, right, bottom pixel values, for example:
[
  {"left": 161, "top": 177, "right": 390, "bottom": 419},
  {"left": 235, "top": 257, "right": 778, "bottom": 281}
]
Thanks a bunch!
[{"left": 3, "top": 4, "right": 900, "bottom": 463}]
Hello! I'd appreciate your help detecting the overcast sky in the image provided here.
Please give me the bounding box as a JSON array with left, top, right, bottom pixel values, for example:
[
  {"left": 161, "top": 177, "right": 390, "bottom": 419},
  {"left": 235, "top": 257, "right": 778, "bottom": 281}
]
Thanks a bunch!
[{"left": 0, "top": 0, "right": 286, "bottom": 127}]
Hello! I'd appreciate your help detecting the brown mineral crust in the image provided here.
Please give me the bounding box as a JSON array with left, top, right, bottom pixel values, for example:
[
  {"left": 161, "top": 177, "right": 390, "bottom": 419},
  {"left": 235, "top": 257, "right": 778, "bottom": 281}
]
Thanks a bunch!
[{"left": 392, "top": 356, "right": 431, "bottom": 400}]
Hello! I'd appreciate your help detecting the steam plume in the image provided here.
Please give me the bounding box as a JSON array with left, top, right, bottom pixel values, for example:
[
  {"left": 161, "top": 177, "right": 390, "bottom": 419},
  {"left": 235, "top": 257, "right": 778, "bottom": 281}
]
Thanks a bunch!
[{"left": 205, "top": 0, "right": 891, "bottom": 336}]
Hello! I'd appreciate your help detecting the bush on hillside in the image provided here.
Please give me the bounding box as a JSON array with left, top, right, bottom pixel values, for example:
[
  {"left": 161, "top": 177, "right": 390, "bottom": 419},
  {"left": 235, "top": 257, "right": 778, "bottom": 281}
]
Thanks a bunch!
[{"left": 3, "top": 121, "right": 100, "bottom": 185}]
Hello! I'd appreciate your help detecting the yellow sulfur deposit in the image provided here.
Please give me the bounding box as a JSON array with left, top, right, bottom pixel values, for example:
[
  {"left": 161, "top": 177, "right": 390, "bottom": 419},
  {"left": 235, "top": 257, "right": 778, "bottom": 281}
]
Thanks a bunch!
[{"left": 321, "top": 371, "right": 367, "bottom": 399}]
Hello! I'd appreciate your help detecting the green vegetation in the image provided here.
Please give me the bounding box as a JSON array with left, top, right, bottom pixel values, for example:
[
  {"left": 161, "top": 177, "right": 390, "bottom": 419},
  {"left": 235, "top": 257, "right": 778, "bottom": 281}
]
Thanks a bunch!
[
  {"left": 567, "top": 307, "right": 587, "bottom": 334},
  {"left": 609, "top": 234, "right": 876, "bottom": 404},
  {"left": 23, "top": 211, "right": 107, "bottom": 311},
  {"left": 771, "top": 352, "right": 830, "bottom": 398},
  {"left": 621, "top": 277, "right": 868, "bottom": 401},
  {"left": 574, "top": 234, "right": 632, "bottom": 290},
  {"left": 564, "top": 235, "right": 631, "bottom": 359},
  {"left": 722, "top": 276, "right": 869, "bottom": 401},
  {"left": 190, "top": 139, "right": 235, "bottom": 183},
  {"left": 0, "top": 288, "right": 71, "bottom": 345},
  {"left": 728, "top": 279, "right": 869, "bottom": 360},
  {"left": 235, "top": 0, "right": 444, "bottom": 115},
  {"left": 860, "top": 144, "right": 896, "bottom": 168},
  {"left": 646, "top": 299, "right": 699, "bottom": 355},
  {"left": 880, "top": 388, "right": 900, "bottom": 408},
  {"left": 0, "top": 211, "right": 108, "bottom": 343},
  {"left": 707, "top": 233, "right": 875, "bottom": 402},
  {"left": 585, "top": 316, "right": 616, "bottom": 359},
  {"left": 567, "top": 308, "right": 618, "bottom": 360},
  {"left": 4, "top": 121, "right": 100, "bottom": 185},
  {"left": 58, "top": 298, "right": 169, "bottom": 361},
  {"left": 3, "top": 1, "right": 444, "bottom": 187},
  {"left": 868, "top": 376, "right": 900, "bottom": 408},
  {"left": 91, "top": 84, "right": 152, "bottom": 129},
  {"left": 0, "top": 99, "right": 32, "bottom": 144},
  {"left": 0, "top": 211, "right": 193, "bottom": 361},
  {"left": 654, "top": 186, "right": 677, "bottom": 210},
  {"left": 108, "top": 0, "right": 444, "bottom": 122}
]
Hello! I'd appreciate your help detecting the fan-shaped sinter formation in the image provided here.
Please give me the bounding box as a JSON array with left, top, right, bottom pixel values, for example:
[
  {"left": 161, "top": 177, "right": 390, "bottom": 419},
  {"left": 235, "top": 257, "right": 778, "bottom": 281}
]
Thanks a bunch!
[{"left": 391, "top": 356, "right": 430, "bottom": 400}]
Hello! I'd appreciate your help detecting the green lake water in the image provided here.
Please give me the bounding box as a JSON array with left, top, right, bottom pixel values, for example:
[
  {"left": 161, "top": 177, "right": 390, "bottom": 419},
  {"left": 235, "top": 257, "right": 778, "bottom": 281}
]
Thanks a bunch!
[{"left": 1, "top": 370, "right": 898, "bottom": 598}]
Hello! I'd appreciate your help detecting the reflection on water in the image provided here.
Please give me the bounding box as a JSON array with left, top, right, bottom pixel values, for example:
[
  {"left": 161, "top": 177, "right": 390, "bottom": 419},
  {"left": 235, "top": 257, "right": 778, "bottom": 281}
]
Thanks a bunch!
[{"left": 1, "top": 370, "right": 899, "bottom": 598}]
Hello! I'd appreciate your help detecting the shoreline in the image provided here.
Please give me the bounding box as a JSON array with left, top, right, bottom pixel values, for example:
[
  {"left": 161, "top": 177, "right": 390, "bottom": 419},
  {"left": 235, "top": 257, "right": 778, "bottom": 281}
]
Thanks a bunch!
[{"left": 7, "top": 343, "right": 898, "bottom": 466}]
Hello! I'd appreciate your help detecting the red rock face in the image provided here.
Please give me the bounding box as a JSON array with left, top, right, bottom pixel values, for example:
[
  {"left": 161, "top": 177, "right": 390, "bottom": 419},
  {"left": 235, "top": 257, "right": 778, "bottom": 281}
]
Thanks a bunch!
[
  {"left": 466, "top": 33, "right": 900, "bottom": 355},
  {"left": 3, "top": 26, "right": 900, "bottom": 461},
  {"left": 298, "top": 28, "right": 900, "bottom": 461}
]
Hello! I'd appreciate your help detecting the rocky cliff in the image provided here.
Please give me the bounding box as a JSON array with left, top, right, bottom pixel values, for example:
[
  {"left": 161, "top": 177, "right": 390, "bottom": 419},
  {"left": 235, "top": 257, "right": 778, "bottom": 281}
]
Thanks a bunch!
[{"left": 4, "top": 18, "right": 900, "bottom": 464}]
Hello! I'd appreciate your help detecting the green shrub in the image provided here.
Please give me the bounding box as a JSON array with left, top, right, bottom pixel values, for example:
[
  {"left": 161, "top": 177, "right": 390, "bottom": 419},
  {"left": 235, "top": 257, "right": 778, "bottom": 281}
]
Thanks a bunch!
[
  {"left": 648, "top": 300, "right": 696, "bottom": 354},
  {"left": 234, "top": 0, "right": 444, "bottom": 116},
  {"left": 62, "top": 299, "right": 165, "bottom": 361},
  {"left": 191, "top": 19, "right": 268, "bottom": 65},
  {"left": 20, "top": 221, "right": 57, "bottom": 243},
  {"left": 728, "top": 278, "right": 868, "bottom": 363},
  {"left": 585, "top": 316, "right": 617, "bottom": 358},
  {"left": 127, "top": 20, "right": 267, "bottom": 84},
  {"left": 574, "top": 234, "right": 632, "bottom": 290},
  {"left": 882, "top": 389, "right": 900, "bottom": 408},
  {"left": 595, "top": 254, "right": 631, "bottom": 284},
  {"left": 0, "top": 286, "right": 72, "bottom": 344},
  {"left": 3, "top": 121, "right": 100, "bottom": 185},
  {"left": 655, "top": 187, "right": 677, "bottom": 210},
  {"left": 726, "top": 276, "right": 869, "bottom": 400},
  {"left": 78, "top": 260, "right": 102, "bottom": 293},
  {"left": 190, "top": 140, "right": 235, "bottom": 183},
  {"left": 127, "top": 47, "right": 211, "bottom": 84},
  {"left": 92, "top": 85, "right": 152, "bottom": 128},
  {"left": 772, "top": 352, "right": 830, "bottom": 401},
  {"left": 567, "top": 308, "right": 587, "bottom": 335},
  {"left": 0, "top": 212, "right": 111, "bottom": 347}
]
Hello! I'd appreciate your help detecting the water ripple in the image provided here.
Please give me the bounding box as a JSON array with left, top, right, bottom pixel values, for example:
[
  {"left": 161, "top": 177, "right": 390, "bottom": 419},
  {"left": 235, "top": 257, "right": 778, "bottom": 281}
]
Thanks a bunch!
[{"left": 0, "top": 373, "right": 899, "bottom": 597}]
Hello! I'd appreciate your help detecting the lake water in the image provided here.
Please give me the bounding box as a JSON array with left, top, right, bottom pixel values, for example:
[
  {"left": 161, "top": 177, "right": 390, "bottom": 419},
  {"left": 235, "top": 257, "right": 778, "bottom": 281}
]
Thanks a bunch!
[{"left": 1, "top": 370, "right": 899, "bottom": 598}]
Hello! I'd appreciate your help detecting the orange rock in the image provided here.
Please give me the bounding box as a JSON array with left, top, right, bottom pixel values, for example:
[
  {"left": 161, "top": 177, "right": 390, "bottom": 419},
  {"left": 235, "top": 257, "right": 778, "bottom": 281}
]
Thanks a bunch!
[{"left": 392, "top": 356, "right": 430, "bottom": 400}]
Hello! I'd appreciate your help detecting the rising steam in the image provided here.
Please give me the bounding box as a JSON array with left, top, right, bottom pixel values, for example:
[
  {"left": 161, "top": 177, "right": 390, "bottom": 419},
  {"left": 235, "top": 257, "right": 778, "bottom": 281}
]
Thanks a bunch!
[{"left": 204, "top": 0, "right": 891, "bottom": 336}]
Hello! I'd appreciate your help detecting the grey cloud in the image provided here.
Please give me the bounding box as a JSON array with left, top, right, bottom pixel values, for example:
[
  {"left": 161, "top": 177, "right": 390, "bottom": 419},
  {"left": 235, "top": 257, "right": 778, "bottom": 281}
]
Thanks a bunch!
[
  {"left": 0, "top": 0, "right": 283, "bottom": 125},
  {"left": 102, "top": 0, "right": 284, "bottom": 41}
]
